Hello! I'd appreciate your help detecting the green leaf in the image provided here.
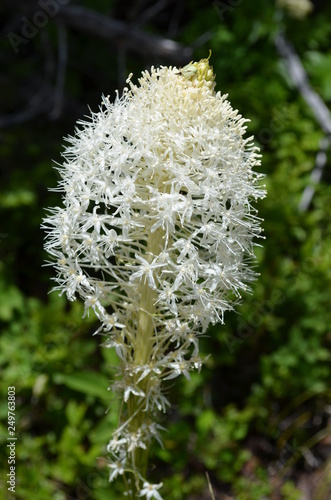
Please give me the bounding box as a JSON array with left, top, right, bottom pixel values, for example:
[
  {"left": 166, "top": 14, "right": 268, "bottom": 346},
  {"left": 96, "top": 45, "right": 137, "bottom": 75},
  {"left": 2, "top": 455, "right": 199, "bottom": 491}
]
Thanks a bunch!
[
  {"left": 53, "top": 371, "right": 110, "bottom": 400},
  {"left": 0, "top": 285, "right": 24, "bottom": 320}
]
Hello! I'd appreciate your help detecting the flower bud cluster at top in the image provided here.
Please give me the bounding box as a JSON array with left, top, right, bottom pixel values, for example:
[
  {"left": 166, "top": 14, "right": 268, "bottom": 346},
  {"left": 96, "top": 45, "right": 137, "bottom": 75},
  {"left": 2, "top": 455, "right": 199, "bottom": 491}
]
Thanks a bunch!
[
  {"left": 180, "top": 51, "right": 215, "bottom": 88},
  {"left": 43, "top": 55, "right": 265, "bottom": 497}
]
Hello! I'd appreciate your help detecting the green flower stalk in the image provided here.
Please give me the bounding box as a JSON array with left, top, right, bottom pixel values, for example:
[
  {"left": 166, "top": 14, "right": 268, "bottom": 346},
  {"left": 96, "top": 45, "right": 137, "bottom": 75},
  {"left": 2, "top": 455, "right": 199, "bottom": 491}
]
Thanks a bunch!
[{"left": 43, "top": 55, "right": 266, "bottom": 498}]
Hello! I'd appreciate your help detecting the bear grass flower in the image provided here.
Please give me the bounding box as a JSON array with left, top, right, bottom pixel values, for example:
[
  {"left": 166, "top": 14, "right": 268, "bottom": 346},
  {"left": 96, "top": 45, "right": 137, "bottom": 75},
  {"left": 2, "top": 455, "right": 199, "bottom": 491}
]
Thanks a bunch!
[{"left": 43, "top": 54, "right": 265, "bottom": 498}]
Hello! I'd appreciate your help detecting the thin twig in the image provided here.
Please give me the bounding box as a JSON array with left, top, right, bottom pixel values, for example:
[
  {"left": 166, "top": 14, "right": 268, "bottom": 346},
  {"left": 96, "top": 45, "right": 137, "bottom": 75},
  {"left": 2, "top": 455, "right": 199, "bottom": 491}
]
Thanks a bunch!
[
  {"left": 134, "top": 0, "right": 170, "bottom": 28},
  {"left": 275, "top": 32, "right": 331, "bottom": 210},
  {"left": 167, "top": 0, "right": 185, "bottom": 37},
  {"left": 191, "top": 30, "right": 214, "bottom": 51},
  {"left": 206, "top": 471, "right": 216, "bottom": 500},
  {"left": 275, "top": 32, "right": 331, "bottom": 135},
  {"left": 117, "top": 44, "right": 127, "bottom": 93},
  {"left": 50, "top": 22, "right": 68, "bottom": 121},
  {"left": 298, "top": 135, "right": 330, "bottom": 212}
]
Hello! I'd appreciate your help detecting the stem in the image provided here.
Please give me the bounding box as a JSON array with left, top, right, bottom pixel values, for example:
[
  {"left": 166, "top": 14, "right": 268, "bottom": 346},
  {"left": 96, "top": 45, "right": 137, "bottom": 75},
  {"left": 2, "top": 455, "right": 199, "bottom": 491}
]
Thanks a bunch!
[
  {"left": 135, "top": 226, "right": 165, "bottom": 365},
  {"left": 135, "top": 280, "right": 157, "bottom": 365},
  {"left": 128, "top": 227, "right": 165, "bottom": 495}
]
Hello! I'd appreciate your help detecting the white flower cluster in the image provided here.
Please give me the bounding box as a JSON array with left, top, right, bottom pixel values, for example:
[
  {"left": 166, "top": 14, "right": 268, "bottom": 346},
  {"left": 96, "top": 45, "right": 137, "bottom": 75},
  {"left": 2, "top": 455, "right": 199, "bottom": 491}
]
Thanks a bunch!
[{"left": 43, "top": 56, "right": 265, "bottom": 497}]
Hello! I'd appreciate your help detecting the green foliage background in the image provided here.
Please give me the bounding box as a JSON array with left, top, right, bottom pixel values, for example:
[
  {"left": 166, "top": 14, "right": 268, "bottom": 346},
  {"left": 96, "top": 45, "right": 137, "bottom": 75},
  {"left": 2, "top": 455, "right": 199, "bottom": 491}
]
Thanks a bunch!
[{"left": 1, "top": 0, "right": 331, "bottom": 498}]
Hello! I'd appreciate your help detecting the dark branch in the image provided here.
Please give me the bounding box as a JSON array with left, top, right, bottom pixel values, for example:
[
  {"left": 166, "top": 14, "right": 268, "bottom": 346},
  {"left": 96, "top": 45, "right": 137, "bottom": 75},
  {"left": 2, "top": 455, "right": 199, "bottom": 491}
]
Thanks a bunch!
[
  {"left": 57, "top": 4, "right": 193, "bottom": 65},
  {"left": 0, "top": 82, "right": 51, "bottom": 128}
]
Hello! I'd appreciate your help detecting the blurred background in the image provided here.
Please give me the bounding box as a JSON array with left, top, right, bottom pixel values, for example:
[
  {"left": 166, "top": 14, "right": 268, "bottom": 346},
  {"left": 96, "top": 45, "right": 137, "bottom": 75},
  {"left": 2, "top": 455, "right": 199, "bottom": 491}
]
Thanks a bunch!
[{"left": 1, "top": 0, "right": 331, "bottom": 498}]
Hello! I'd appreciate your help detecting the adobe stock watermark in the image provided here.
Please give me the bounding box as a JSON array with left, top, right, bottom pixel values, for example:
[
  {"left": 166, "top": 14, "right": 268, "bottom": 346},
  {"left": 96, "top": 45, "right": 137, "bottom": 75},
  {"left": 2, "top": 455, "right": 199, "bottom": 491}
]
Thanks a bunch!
[
  {"left": 7, "top": 0, "right": 70, "bottom": 54},
  {"left": 257, "top": 105, "right": 291, "bottom": 149},
  {"left": 223, "top": 255, "right": 321, "bottom": 352}
]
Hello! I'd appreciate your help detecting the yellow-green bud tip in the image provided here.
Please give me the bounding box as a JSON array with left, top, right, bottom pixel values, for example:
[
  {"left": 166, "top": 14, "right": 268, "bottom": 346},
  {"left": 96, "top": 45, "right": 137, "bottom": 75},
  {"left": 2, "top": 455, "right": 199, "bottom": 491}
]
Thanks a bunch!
[{"left": 180, "top": 50, "right": 215, "bottom": 89}]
